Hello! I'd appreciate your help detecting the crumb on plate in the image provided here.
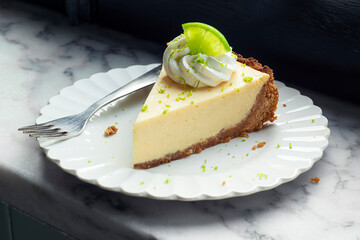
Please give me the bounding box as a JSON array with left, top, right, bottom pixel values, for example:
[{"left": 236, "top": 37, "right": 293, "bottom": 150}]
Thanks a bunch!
[
  {"left": 104, "top": 125, "right": 118, "bottom": 136},
  {"left": 252, "top": 141, "right": 266, "bottom": 150}
]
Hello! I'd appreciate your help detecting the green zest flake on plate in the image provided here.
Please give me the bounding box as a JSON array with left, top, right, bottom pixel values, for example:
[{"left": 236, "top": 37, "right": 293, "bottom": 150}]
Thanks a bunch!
[
  {"left": 158, "top": 100, "right": 162, "bottom": 104},
  {"left": 214, "top": 166, "right": 218, "bottom": 170},
  {"left": 231, "top": 53, "right": 238, "bottom": 59},
  {"left": 167, "top": 94, "right": 170, "bottom": 98},
  {"left": 246, "top": 153, "right": 249, "bottom": 157},
  {"left": 257, "top": 173, "right": 268, "bottom": 180},
  {"left": 312, "top": 119, "right": 315, "bottom": 123},
  {"left": 229, "top": 82, "right": 233, "bottom": 86},
  {"left": 236, "top": 88, "right": 241, "bottom": 92},
  {"left": 162, "top": 109, "right": 169, "bottom": 115},
  {"left": 158, "top": 89, "right": 166, "bottom": 94},
  {"left": 115, "top": 114, "right": 117, "bottom": 117},
  {"left": 243, "top": 76, "right": 253, "bottom": 82},
  {"left": 122, "top": 108, "right": 125, "bottom": 111},
  {"left": 165, "top": 104, "right": 171, "bottom": 108},
  {"left": 115, "top": 122, "right": 119, "bottom": 125},
  {"left": 201, "top": 164, "right": 206, "bottom": 172},
  {"left": 241, "top": 139, "right": 246, "bottom": 142},
  {"left": 164, "top": 178, "right": 171, "bottom": 184},
  {"left": 88, "top": 160, "right": 91, "bottom": 163},
  {"left": 241, "top": 63, "right": 246, "bottom": 67},
  {"left": 140, "top": 181, "right": 144, "bottom": 185},
  {"left": 191, "top": 101, "right": 194, "bottom": 104},
  {"left": 276, "top": 144, "right": 280, "bottom": 149},
  {"left": 289, "top": 143, "right": 293, "bottom": 149},
  {"left": 141, "top": 104, "right": 148, "bottom": 112}
]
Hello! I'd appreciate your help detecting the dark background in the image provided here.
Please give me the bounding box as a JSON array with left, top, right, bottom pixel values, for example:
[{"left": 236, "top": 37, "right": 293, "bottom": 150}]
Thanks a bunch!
[{"left": 21, "top": 0, "right": 360, "bottom": 105}]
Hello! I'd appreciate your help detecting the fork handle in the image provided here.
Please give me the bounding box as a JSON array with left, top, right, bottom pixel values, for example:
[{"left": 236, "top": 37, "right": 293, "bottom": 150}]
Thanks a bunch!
[{"left": 85, "top": 64, "right": 161, "bottom": 117}]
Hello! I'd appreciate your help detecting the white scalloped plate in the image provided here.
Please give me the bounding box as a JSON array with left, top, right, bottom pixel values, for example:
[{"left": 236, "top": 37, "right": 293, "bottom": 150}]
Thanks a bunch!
[{"left": 37, "top": 64, "right": 330, "bottom": 201}]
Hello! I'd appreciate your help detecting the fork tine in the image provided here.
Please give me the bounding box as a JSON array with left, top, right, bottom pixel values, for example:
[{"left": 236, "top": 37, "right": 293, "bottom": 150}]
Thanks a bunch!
[
  {"left": 18, "top": 123, "right": 53, "bottom": 131},
  {"left": 23, "top": 128, "right": 60, "bottom": 134},
  {"left": 29, "top": 131, "right": 68, "bottom": 138}
]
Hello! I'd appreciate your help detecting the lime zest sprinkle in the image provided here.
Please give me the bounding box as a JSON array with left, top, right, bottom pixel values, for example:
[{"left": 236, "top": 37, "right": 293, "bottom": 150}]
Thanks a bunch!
[
  {"left": 158, "top": 100, "right": 162, "bottom": 104},
  {"left": 229, "top": 82, "right": 233, "bottom": 86},
  {"left": 241, "top": 63, "right": 246, "bottom": 67},
  {"left": 241, "top": 139, "right": 246, "bottom": 142},
  {"left": 257, "top": 173, "right": 268, "bottom": 180},
  {"left": 187, "top": 90, "right": 193, "bottom": 97},
  {"left": 158, "top": 89, "right": 165, "bottom": 94},
  {"left": 201, "top": 164, "right": 206, "bottom": 172},
  {"left": 191, "top": 101, "right": 194, "bottom": 104},
  {"left": 312, "top": 119, "right": 315, "bottom": 123},
  {"left": 236, "top": 88, "right": 241, "bottom": 92},
  {"left": 141, "top": 105, "right": 148, "bottom": 112},
  {"left": 276, "top": 144, "right": 280, "bottom": 149},
  {"left": 153, "top": 186, "right": 156, "bottom": 189},
  {"left": 186, "top": 68, "right": 190, "bottom": 72},
  {"left": 229, "top": 175, "right": 232, "bottom": 178},
  {"left": 167, "top": 94, "right": 170, "bottom": 99},
  {"left": 168, "top": 49, "right": 175, "bottom": 62},
  {"left": 214, "top": 166, "right": 218, "bottom": 170},
  {"left": 164, "top": 178, "right": 171, "bottom": 184},
  {"left": 162, "top": 109, "right": 169, "bottom": 115},
  {"left": 243, "top": 76, "right": 253, "bottom": 82},
  {"left": 115, "top": 115, "right": 117, "bottom": 117},
  {"left": 246, "top": 153, "right": 249, "bottom": 157},
  {"left": 289, "top": 143, "right": 293, "bottom": 149},
  {"left": 115, "top": 122, "right": 119, "bottom": 125},
  {"left": 231, "top": 53, "right": 238, "bottom": 59},
  {"left": 88, "top": 160, "right": 91, "bottom": 163},
  {"left": 140, "top": 181, "right": 144, "bottom": 185},
  {"left": 204, "top": 159, "right": 207, "bottom": 164},
  {"left": 241, "top": 72, "right": 245, "bottom": 77},
  {"left": 227, "top": 153, "right": 230, "bottom": 156},
  {"left": 165, "top": 104, "right": 171, "bottom": 108},
  {"left": 194, "top": 81, "right": 200, "bottom": 92}
]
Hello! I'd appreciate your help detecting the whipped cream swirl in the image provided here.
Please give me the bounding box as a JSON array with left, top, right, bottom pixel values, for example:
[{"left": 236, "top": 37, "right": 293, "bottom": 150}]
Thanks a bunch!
[{"left": 163, "top": 35, "right": 237, "bottom": 88}]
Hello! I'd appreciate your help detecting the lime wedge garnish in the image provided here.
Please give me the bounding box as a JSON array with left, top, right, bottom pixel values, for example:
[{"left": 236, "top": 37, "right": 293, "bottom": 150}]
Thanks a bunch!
[{"left": 182, "top": 22, "right": 231, "bottom": 56}]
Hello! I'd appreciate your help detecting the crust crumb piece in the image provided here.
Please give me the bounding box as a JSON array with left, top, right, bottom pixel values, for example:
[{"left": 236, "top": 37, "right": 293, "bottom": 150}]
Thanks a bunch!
[
  {"left": 195, "top": 148, "right": 202, "bottom": 153},
  {"left": 252, "top": 142, "right": 266, "bottom": 150},
  {"left": 311, "top": 177, "right": 320, "bottom": 184},
  {"left": 104, "top": 126, "right": 118, "bottom": 136},
  {"left": 283, "top": 104, "right": 287, "bottom": 107},
  {"left": 241, "top": 132, "right": 249, "bottom": 138},
  {"left": 222, "top": 136, "right": 231, "bottom": 143},
  {"left": 185, "top": 150, "right": 193, "bottom": 155}
]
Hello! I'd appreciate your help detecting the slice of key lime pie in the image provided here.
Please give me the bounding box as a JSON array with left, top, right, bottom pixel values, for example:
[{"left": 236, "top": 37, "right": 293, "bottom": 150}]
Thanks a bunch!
[{"left": 133, "top": 23, "right": 278, "bottom": 169}]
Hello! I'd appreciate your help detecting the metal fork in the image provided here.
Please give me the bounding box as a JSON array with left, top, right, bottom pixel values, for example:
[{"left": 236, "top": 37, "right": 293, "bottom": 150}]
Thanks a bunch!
[{"left": 19, "top": 65, "right": 161, "bottom": 139}]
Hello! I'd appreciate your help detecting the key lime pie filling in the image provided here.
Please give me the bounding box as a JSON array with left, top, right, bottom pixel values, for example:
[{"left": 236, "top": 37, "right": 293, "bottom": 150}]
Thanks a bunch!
[{"left": 133, "top": 23, "right": 278, "bottom": 169}]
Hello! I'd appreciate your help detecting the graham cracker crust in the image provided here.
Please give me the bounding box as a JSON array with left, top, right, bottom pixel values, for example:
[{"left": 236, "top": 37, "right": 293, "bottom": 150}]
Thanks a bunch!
[{"left": 134, "top": 54, "right": 279, "bottom": 169}]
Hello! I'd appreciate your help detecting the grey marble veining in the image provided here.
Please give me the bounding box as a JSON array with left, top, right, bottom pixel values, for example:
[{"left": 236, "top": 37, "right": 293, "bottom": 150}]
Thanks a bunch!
[{"left": 0, "top": 2, "right": 359, "bottom": 240}]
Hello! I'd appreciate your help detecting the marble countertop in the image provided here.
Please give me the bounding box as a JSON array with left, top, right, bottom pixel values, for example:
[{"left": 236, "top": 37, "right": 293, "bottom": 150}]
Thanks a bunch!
[{"left": 1, "top": 2, "right": 359, "bottom": 240}]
